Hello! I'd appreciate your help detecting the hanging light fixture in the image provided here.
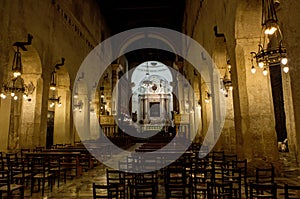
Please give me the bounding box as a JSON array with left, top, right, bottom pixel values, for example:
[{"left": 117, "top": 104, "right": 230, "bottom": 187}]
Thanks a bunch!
[
  {"left": 204, "top": 92, "right": 211, "bottom": 103},
  {"left": 0, "top": 34, "right": 35, "bottom": 101},
  {"left": 49, "top": 70, "right": 57, "bottom": 91},
  {"left": 48, "top": 58, "right": 65, "bottom": 108},
  {"left": 49, "top": 95, "right": 62, "bottom": 108},
  {"left": 250, "top": 0, "right": 288, "bottom": 75},
  {"left": 222, "top": 60, "right": 233, "bottom": 97},
  {"left": 73, "top": 100, "right": 83, "bottom": 112},
  {"left": 141, "top": 62, "right": 152, "bottom": 87},
  {"left": 12, "top": 47, "right": 22, "bottom": 78}
]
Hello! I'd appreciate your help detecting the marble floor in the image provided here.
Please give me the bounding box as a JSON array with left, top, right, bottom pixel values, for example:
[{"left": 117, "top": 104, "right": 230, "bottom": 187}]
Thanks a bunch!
[{"left": 4, "top": 152, "right": 300, "bottom": 198}]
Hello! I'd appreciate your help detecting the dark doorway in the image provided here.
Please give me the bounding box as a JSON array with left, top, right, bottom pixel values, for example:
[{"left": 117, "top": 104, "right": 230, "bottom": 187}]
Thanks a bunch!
[{"left": 46, "top": 111, "right": 54, "bottom": 149}]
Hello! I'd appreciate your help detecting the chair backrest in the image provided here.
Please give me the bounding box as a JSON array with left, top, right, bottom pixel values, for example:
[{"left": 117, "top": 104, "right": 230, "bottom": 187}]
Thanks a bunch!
[
  {"left": 212, "top": 151, "right": 225, "bottom": 162},
  {"left": 106, "top": 169, "right": 125, "bottom": 186},
  {"left": 166, "top": 167, "right": 187, "bottom": 185},
  {"left": 93, "top": 183, "right": 118, "bottom": 199},
  {"left": 130, "top": 183, "right": 156, "bottom": 199},
  {"left": 0, "top": 170, "right": 10, "bottom": 192},
  {"left": 255, "top": 166, "right": 274, "bottom": 184},
  {"left": 224, "top": 154, "right": 238, "bottom": 162},
  {"left": 208, "top": 182, "right": 232, "bottom": 199},
  {"left": 21, "top": 149, "right": 31, "bottom": 157},
  {"left": 31, "top": 157, "right": 49, "bottom": 176},
  {"left": 0, "top": 152, "right": 3, "bottom": 170},
  {"left": 285, "top": 184, "right": 300, "bottom": 199},
  {"left": 133, "top": 171, "right": 157, "bottom": 186}
]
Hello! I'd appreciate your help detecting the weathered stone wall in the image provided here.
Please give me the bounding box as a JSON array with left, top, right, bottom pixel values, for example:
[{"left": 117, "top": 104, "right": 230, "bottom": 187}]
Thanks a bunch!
[
  {"left": 0, "top": 0, "right": 110, "bottom": 150},
  {"left": 183, "top": 0, "right": 288, "bottom": 172}
]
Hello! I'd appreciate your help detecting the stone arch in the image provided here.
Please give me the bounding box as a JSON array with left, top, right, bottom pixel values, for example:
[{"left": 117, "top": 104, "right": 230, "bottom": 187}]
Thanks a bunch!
[
  {"left": 131, "top": 61, "right": 174, "bottom": 125},
  {"left": 51, "top": 67, "right": 72, "bottom": 145},
  {"left": 0, "top": 45, "right": 44, "bottom": 150}
]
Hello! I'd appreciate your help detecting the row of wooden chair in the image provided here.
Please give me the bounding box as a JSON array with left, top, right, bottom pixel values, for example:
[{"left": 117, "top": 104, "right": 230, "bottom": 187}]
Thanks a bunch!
[{"left": 92, "top": 149, "right": 300, "bottom": 199}]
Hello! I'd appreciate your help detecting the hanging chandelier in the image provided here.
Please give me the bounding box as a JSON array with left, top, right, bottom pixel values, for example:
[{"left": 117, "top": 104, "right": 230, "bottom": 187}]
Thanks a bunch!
[
  {"left": 141, "top": 62, "right": 152, "bottom": 87},
  {"left": 0, "top": 34, "right": 35, "bottom": 101},
  {"left": 221, "top": 60, "right": 233, "bottom": 97},
  {"left": 250, "top": 0, "right": 288, "bottom": 75}
]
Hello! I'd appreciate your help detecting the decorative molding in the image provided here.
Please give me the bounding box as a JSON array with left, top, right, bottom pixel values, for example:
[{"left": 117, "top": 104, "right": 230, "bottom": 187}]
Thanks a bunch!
[
  {"left": 52, "top": 1, "right": 98, "bottom": 50},
  {"left": 100, "top": 115, "right": 115, "bottom": 125}
]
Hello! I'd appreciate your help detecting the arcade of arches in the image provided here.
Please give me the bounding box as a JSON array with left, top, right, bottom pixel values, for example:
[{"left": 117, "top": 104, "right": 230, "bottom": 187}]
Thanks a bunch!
[{"left": 0, "top": 0, "right": 300, "bottom": 197}]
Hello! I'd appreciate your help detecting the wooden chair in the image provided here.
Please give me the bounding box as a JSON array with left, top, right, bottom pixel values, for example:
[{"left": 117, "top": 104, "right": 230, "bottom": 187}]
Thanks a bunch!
[
  {"left": 192, "top": 166, "right": 213, "bottom": 199},
  {"left": 106, "top": 169, "right": 126, "bottom": 199},
  {"left": 255, "top": 166, "right": 274, "bottom": 185},
  {"left": 93, "top": 183, "right": 118, "bottom": 199},
  {"left": 31, "top": 157, "right": 54, "bottom": 196},
  {"left": 49, "top": 156, "right": 67, "bottom": 187},
  {"left": 284, "top": 184, "right": 300, "bottom": 199},
  {"left": 165, "top": 167, "right": 192, "bottom": 199},
  {"left": 223, "top": 167, "right": 242, "bottom": 199},
  {"left": 0, "top": 170, "right": 24, "bottom": 199},
  {"left": 10, "top": 157, "right": 32, "bottom": 187},
  {"left": 232, "top": 159, "right": 248, "bottom": 198},
  {"left": 249, "top": 182, "right": 277, "bottom": 199}
]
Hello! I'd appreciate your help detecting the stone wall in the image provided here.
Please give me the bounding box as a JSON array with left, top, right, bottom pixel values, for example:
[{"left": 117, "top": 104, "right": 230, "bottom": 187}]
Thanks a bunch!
[{"left": 0, "top": 0, "right": 110, "bottom": 150}]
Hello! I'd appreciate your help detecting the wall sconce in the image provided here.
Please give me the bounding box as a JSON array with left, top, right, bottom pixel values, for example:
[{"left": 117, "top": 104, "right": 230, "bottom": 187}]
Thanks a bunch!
[
  {"left": 73, "top": 72, "right": 84, "bottom": 99},
  {"left": 48, "top": 58, "right": 64, "bottom": 107},
  {"left": 49, "top": 58, "right": 65, "bottom": 91},
  {"left": 250, "top": 0, "right": 288, "bottom": 75},
  {"left": 204, "top": 92, "right": 211, "bottom": 103},
  {"left": 0, "top": 34, "right": 35, "bottom": 101},
  {"left": 74, "top": 100, "right": 83, "bottom": 112}
]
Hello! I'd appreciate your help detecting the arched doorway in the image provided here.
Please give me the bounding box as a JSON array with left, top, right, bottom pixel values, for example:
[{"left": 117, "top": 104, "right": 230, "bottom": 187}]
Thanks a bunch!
[{"left": 131, "top": 61, "right": 173, "bottom": 133}]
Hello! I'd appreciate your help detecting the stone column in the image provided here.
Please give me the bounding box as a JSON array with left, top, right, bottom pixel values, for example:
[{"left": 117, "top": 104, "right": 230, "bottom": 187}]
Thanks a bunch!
[
  {"left": 280, "top": 0, "right": 300, "bottom": 165},
  {"left": 20, "top": 74, "right": 42, "bottom": 149},
  {"left": 233, "top": 38, "right": 279, "bottom": 171},
  {"left": 111, "top": 64, "right": 119, "bottom": 116},
  {"left": 53, "top": 87, "right": 71, "bottom": 144}
]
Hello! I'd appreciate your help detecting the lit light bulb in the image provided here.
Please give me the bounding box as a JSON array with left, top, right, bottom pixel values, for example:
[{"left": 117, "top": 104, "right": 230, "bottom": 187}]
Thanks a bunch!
[
  {"left": 23, "top": 94, "right": 28, "bottom": 100},
  {"left": 205, "top": 98, "right": 210, "bottom": 103},
  {"left": 258, "top": 62, "right": 264, "bottom": 68},
  {"left": 13, "top": 72, "right": 21, "bottom": 78},
  {"left": 50, "top": 102, "right": 55, "bottom": 108},
  {"left": 283, "top": 66, "right": 289, "bottom": 73},
  {"left": 229, "top": 86, "right": 233, "bottom": 91},
  {"left": 281, "top": 58, "right": 288, "bottom": 65},
  {"left": 58, "top": 102, "right": 62, "bottom": 107},
  {"left": 13, "top": 95, "right": 18, "bottom": 100},
  {"left": 251, "top": 66, "right": 256, "bottom": 74},
  {"left": 74, "top": 94, "right": 78, "bottom": 99},
  {"left": 0, "top": 93, "right": 6, "bottom": 99},
  {"left": 50, "top": 86, "right": 56, "bottom": 91},
  {"left": 263, "top": 68, "right": 268, "bottom": 76},
  {"left": 265, "top": 26, "right": 277, "bottom": 35},
  {"left": 11, "top": 92, "right": 15, "bottom": 97}
]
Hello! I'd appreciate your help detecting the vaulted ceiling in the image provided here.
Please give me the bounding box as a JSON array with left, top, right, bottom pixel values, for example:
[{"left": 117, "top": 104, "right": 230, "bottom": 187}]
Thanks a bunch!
[
  {"left": 97, "top": 0, "right": 186, "bottom": 64},
  {"left": 97, "top": 0, "right": 186, "bottom": 34}
]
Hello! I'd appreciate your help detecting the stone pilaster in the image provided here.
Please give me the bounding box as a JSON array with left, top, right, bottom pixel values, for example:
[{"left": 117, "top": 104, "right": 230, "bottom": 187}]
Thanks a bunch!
[{"left": 233, "top": 38, "right": 279, "bottom": 172}]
